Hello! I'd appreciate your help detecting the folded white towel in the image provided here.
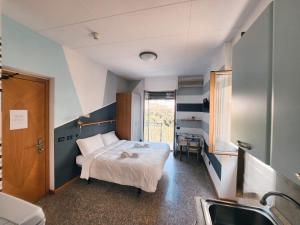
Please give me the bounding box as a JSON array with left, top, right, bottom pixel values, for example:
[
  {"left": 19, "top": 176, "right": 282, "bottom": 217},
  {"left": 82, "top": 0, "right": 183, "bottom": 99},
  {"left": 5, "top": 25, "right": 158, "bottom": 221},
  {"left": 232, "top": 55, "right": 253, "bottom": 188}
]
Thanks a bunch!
[
  {"left": 134, "top": 143, "right": 149, "bottom": 148},
  {"left": 120, "top": 151, "right": 139, "bottom": 159},
  {"left": 120, "top": 152, "right": 130, "bottom": 158},
  {"left": 131, "top": 153, "right": 139, "bottom": 158}
]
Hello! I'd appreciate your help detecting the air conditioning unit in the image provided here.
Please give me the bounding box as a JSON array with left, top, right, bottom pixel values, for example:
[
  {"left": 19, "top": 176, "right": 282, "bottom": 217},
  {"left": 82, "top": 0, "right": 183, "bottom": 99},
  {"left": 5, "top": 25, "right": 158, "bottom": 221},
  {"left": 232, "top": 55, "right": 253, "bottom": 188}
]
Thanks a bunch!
[{"left": 178, "top": 75, "right": 204, "bottom": 88}]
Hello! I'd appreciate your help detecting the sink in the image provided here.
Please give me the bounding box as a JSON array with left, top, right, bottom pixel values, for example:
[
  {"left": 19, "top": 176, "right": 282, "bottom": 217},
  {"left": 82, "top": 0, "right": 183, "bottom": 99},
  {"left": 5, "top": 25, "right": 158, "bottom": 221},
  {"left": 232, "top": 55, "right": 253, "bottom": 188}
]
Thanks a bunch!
[{"left": 201, "top": 199, "right": 282, "bottom": 225}]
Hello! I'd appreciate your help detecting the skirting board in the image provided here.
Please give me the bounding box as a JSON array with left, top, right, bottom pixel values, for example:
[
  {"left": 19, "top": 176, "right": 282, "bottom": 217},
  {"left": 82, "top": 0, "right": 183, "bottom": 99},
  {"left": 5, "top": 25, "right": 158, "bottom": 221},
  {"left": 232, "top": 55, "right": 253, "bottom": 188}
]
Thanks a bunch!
[{"left": 50, "top": 176, "right": 79, "bottom": 194}]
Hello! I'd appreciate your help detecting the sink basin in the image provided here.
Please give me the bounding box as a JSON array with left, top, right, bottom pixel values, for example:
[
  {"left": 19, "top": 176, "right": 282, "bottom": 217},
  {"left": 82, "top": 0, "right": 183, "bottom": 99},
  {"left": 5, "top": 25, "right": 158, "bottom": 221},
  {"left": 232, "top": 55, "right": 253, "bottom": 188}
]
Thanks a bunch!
[{"left": 201, "top": 199, "right": 281, "bottom": 225}]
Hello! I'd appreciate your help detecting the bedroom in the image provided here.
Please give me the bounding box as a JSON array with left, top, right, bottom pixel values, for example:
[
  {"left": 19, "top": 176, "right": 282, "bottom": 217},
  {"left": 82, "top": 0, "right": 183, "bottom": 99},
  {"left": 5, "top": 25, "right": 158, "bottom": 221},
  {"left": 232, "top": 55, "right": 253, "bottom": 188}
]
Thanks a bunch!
[{"left": 0, "top": 0, "right": 300, "bottom": 225}]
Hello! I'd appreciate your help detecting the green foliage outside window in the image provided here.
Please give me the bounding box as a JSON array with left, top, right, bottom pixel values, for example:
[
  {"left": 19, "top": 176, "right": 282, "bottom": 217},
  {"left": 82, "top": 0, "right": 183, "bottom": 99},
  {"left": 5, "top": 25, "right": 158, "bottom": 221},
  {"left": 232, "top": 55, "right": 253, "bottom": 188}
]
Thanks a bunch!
[{"left": 144, "top": 100, "right": 175, "bottom": 148}]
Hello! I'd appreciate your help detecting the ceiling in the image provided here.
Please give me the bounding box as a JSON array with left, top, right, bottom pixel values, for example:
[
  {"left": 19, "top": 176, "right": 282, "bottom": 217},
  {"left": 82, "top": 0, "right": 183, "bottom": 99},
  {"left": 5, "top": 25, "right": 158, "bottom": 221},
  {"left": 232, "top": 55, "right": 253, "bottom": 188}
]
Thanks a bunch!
[{"left": 3, "top": 0, "right": 259, "bottom": 79}]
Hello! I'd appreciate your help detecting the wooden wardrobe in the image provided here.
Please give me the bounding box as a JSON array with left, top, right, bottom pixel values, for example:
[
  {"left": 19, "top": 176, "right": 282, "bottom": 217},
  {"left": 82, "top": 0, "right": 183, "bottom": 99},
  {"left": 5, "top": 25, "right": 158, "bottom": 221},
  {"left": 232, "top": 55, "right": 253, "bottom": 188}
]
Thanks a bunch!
[{"left": 116, "top": 93, "right": 141, "bottom": 141}]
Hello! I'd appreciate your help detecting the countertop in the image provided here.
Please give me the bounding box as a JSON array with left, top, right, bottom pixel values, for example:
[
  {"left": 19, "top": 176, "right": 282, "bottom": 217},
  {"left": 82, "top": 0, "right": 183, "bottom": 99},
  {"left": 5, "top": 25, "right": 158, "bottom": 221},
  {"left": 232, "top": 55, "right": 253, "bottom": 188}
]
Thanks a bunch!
[{"left": 194, "top": 197, "right": 206, "bottom": 225}]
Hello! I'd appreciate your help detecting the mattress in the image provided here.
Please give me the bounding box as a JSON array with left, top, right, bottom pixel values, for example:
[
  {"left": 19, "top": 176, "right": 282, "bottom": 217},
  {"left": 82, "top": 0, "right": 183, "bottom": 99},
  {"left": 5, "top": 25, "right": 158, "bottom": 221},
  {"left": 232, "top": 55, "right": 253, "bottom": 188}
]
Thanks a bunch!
[
  {"left": 78, "top": 140, "right": 170, "bottom": 192},
  {"left": 0, "top": 193, "right": 45, "bottom": 225}
]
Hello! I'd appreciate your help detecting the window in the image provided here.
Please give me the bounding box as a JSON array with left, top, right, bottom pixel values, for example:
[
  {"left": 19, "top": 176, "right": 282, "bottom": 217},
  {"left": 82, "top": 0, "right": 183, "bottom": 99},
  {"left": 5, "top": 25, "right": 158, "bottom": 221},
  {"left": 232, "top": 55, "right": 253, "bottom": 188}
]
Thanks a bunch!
[
  {"left": 144, "top": 91, "right": 175, "bottom": 149},
  {"left": 209, "top": 71, "right": 233, "bottom": 152}
]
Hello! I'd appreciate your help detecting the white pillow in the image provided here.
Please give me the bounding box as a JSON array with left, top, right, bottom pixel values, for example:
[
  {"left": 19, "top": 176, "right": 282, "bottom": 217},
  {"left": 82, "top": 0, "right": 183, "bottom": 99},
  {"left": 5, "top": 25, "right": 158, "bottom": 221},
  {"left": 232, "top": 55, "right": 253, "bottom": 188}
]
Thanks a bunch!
[
  {"left": 76, "top": 134, "right": 104, "bottom": 157},
  {"left": 102, "top": 131, "right": 119, "bottom": 146}
]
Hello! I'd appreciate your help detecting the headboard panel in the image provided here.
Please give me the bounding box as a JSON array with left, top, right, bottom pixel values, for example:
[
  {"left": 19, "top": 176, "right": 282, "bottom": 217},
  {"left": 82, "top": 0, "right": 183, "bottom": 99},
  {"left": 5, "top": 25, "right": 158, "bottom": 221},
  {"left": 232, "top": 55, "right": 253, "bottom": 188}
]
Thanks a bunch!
[{"left": 54, "top": 103, "right": 116, "bottom": 189}]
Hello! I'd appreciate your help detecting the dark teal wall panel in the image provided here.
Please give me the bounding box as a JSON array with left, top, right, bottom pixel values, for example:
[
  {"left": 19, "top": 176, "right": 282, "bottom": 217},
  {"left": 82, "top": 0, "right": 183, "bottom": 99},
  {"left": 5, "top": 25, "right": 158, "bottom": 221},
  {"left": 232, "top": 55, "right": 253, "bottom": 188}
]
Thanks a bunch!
[
  {"left": 177, "top": 103, "right": 203, "bottom": 112},
  {"left": 54, "top": 103, "right": 116, "bottom": 188},
  {"left": 204, "top": 142, "right": 222, "bottom": 179}
]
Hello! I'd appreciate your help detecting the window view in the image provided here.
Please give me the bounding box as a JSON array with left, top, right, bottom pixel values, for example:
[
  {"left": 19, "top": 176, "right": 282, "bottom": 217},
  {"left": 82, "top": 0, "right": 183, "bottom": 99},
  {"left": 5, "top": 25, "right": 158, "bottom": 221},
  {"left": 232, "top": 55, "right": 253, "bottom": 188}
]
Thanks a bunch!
[{"left": 144, "top": 92, "right": 175, "bottom": 149}]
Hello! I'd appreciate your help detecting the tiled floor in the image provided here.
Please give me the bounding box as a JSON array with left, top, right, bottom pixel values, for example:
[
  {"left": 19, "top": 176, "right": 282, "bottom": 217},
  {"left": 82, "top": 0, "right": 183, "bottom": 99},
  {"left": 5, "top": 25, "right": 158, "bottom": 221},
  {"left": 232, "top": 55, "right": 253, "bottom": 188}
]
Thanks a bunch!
[{"left": 38, "top": 154, "right": 216, "bottom": 225}]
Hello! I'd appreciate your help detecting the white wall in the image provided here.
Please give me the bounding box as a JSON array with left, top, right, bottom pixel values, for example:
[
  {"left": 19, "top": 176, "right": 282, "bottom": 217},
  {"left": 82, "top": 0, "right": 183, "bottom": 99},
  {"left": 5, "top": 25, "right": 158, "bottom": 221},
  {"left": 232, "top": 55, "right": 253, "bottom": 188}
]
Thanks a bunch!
[
  {"left": 244, "top": 153, "right": 276, "bottom": 199},
  {"left": 63, "top": 47, "right": 108, "bottom": 115},
  {"left": 204, "top": 44, "right": 230, "bottom": 84},
  {"left": 244, "top": 152, "right": 300, "bottom": 225},
  {"left": 3, "top": 16, "right": 131, "bottom": 127},
  {"left": 145, "top": 76, "right": 177, "bottom": 91},
  {"left": 103, "top": 71, "right": 130, "bottom": 106},
  {"left": 3, "top": 16, "right": 82, "bottom": 128}
]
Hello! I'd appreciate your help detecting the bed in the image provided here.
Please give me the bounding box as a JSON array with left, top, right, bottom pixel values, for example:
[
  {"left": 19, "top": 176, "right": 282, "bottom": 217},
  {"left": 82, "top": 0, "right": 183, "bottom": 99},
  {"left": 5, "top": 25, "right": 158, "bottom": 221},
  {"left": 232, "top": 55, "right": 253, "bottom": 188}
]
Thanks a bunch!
[{"left": 76, "top": 139, "right": 170, "bottom": 192}]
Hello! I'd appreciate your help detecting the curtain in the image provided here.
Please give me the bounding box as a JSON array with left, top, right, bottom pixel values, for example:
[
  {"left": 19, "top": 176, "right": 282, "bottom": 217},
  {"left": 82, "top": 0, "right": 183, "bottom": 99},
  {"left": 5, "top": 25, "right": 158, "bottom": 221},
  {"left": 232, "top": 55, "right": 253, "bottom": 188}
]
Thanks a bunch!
[{"left": 214, "top": 75, "right": 232, "bottom": 145}]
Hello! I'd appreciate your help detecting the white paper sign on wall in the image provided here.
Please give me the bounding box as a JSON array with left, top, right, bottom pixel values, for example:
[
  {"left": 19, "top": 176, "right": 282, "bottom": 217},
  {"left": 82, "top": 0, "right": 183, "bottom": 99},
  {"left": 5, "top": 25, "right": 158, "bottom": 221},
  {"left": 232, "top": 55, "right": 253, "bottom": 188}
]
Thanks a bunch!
[{"left": 10, "top": 110, "right": 28, "bottom": 130}]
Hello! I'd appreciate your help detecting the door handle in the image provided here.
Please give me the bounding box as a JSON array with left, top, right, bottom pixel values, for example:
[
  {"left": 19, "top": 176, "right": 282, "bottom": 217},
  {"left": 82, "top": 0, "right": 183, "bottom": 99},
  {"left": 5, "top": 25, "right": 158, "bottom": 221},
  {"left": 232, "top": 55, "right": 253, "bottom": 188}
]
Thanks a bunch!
[
  {"left": 237, "top": 140, "right": 252, "bottom": 150},
  {"left": 36, "top": 138, "right": 44, "bottom": 153}
]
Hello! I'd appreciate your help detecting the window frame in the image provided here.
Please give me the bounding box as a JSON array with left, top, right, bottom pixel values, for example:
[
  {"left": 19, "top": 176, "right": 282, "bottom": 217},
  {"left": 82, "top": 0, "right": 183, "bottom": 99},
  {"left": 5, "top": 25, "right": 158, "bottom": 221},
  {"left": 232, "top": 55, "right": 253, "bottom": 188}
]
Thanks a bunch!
[{"left": 209, "top": 70, "right": 233, "bottom": 153}]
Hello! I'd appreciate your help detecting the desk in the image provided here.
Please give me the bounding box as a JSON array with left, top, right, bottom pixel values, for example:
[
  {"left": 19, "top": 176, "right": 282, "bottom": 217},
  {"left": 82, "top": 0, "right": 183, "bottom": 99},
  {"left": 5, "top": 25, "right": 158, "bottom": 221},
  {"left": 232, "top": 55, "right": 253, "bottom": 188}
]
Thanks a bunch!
[{"left": 175, "top": 134, "right": 204, "bottom": 161}]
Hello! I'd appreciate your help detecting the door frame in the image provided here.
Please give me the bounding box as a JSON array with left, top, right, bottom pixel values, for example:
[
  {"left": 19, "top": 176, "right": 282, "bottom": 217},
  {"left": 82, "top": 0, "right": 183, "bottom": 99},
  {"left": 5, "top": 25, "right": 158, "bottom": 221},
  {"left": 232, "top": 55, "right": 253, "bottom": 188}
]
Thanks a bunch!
[{"left": 2, "top": 67, "right": 50, "bottom": 196}]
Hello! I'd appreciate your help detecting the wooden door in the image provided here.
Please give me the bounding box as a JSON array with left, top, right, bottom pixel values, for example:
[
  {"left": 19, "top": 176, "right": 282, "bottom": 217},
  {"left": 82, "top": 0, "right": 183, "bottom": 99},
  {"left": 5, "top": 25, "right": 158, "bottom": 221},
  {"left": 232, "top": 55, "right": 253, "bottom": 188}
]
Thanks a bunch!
[
  {"left": 116, "top": 93, "right": 132, "bottom": 140},
  {"left": 2, "top": 73, "right": 49, "bottom": 202}
]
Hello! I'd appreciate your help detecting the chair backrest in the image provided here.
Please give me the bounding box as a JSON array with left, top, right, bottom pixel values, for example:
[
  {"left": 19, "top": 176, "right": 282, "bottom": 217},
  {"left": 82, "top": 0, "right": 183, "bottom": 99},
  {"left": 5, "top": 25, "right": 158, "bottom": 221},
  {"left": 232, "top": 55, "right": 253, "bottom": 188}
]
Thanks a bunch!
[{"left": 199, "top": 135, "right": 205, "bottom": 149}]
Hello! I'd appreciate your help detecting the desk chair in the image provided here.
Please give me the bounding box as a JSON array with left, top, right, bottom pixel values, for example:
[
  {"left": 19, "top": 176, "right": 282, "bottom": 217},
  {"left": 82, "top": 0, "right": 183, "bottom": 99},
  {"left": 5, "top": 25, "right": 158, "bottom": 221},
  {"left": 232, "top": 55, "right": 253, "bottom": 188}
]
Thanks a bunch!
[{"left": 187, "top": 138, "right": 203, "bottom": 161}]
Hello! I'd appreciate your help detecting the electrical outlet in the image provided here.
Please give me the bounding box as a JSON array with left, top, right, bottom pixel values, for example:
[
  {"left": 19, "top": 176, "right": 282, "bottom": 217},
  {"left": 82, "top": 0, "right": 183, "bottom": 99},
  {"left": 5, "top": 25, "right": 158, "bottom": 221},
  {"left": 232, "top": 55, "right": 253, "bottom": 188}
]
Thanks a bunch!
[
  {"left": 67, "top": 135, "right": 73, "bottom": 140},
  {"left": 58, "top": 137, "right": 65, "bottom": 142}
]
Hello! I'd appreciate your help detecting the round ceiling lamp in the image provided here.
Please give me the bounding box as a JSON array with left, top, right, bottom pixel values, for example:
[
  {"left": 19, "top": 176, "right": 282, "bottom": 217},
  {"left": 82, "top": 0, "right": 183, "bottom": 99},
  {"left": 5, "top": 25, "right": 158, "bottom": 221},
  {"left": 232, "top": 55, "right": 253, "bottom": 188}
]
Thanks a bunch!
[{"left": 139, "top": 51, "right": 158, "bottom": 61}]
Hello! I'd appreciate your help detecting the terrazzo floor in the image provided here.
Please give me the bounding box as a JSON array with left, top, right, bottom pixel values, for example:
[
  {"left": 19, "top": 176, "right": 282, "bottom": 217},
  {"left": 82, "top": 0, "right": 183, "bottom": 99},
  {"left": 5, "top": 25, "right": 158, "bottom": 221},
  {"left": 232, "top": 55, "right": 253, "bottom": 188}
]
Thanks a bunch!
[{"left": 38, "top": 154, "right": 216, "bottom": 225}]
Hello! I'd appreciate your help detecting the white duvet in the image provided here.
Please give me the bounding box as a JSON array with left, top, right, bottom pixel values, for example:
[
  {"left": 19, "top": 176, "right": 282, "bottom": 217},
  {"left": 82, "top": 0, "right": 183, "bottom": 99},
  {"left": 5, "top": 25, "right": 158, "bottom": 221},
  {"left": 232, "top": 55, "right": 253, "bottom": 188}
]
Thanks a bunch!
[{"left": 79, "top": 140, "right": 170, "bottom": 192}]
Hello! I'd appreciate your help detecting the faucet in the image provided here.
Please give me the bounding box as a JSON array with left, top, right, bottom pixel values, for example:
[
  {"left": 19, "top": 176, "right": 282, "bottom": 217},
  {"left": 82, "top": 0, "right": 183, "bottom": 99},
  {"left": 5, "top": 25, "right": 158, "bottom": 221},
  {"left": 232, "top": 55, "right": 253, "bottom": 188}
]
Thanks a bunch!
[{"left": 260, "top": 191, "right": 300, "bottom": 208}]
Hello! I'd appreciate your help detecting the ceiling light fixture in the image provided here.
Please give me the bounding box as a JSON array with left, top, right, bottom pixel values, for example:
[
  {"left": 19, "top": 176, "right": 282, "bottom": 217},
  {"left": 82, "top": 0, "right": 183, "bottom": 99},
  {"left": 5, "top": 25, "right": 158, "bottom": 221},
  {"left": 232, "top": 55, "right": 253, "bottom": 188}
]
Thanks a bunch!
[
  {"left": 91, "top": 31, "right": 100, "bottom": 40},
  {"left": 139, "top": 51, "right": 158, "bottom": 61}
]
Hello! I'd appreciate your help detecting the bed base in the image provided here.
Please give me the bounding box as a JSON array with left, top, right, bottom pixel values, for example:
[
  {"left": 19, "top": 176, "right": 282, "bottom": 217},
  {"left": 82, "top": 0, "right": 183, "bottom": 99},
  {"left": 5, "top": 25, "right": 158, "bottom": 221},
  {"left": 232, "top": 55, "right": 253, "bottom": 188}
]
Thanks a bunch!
[{"left": 86, "top": 178, "right": 142, "bottom": 195}]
